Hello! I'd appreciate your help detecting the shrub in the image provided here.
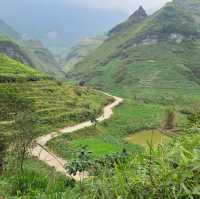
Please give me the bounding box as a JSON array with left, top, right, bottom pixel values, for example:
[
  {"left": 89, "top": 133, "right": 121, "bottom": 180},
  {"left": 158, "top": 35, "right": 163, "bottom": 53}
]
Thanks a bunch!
[{"left": 162, "top": 107, "right": 177, "bottom": 130}]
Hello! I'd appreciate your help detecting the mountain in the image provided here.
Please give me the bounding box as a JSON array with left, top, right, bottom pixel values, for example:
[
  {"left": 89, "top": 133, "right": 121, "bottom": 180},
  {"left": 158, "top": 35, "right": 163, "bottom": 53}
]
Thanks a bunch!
[
  {"left": 63, "top": 36, "right": 106, "bottom": 73},
  {"left": 68, "top": 0, "right": 200, "bottom": 104},
  {"left": 0, "top": 36, "right": 64, "bottom": 77},
  {"left": 0, "top": 36, "right": 33, "bottom": 66},
  {"left": 0, "top": 53, "right": 46, "bottom": 82},
  {"left": 0, "top": 19, "right": 64, "bottom": 77},
  {"left": 108, "top": 6, "right": 148, "bottom": 36},
  {"left": 25, "top": 39, "right": 64, "bottom": 77},
  {"left": 0, "top": 1, "right": 127, "bottom": 54},
  {"left": 0, "top": 53, "right": 110, "bottom": 136}
]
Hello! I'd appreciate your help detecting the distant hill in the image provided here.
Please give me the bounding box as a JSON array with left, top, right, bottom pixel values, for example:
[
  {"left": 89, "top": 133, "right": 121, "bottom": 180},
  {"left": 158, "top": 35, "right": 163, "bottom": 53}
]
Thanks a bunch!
[
  {"left": 63, "top": 36, "right": 106, "bottom": 73},
  {"left": 25, "top": 39, "right": 64, "bottom": 77},
  {"left": 68, "top": 0, "right": 200, "bottom": 104},
  {"left": 0, "top": 19, "right": 64, "bottom": 78},
  {"left": 0, "top": 1, "right": 127, "bottom": 53}
]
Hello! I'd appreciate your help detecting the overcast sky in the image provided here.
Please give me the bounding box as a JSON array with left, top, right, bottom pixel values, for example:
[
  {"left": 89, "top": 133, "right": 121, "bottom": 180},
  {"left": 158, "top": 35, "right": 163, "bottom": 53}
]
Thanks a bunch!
[
  {"left": 9, "top": 0, "right": 172, "bottom": 14},
  {"left": 0, "top": 0, "right": 172, "bottom": 49},
  {"left": 60, "top": 0, "right": 172, "bottom": 14}
]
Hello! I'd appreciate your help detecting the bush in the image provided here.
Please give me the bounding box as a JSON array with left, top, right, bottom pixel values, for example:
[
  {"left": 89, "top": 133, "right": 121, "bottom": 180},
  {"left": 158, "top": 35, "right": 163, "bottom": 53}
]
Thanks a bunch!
[{"left": 162, "top": 107, "right": 177, "bottom": 130}]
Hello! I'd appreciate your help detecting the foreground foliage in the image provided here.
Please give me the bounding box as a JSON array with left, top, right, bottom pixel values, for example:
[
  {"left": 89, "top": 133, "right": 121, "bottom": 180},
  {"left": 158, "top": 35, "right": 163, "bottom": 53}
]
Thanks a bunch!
[{"left": 0, "top": 114, "right": 200, "bottom": 198}]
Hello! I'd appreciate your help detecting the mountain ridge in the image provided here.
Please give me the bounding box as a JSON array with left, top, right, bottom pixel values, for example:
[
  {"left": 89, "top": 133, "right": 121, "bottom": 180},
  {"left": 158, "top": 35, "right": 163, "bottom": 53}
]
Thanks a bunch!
[
  {"left": 108, "top": 6, "right": 148, "bottom": 36},
  {"left": 68, "top": 0, "right": 200, "bottom": 104},
  {"left": 0, "top": 19, "right": 64, "bottom": 77}
]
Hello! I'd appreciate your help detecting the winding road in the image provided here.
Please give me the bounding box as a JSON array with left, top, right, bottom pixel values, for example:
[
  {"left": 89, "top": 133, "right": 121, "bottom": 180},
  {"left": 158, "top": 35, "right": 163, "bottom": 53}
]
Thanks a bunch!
[{"left": 31, "top": 92, "right": 123, "bottom": 181}]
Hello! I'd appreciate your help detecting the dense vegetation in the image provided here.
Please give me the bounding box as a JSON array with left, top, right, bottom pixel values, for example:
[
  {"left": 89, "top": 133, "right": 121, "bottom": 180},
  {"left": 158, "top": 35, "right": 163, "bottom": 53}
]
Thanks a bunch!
[
  {"left": 1, "top": 0, "right": 200, "bottom": 198},
  {"left": 63, "top": 36, "right": 106, "bottom": 73},
  {"left": 0, "top": 53, "right": 46, "bottom": 82},
  {"left": 0, "top": 53, "right": 111, "bottom": 134},
  {"left": 0, "top": 107, "right": 199, "bottom": 198},
  {"left": 68, "top": 0, "right": 200, "bottom": 105}
]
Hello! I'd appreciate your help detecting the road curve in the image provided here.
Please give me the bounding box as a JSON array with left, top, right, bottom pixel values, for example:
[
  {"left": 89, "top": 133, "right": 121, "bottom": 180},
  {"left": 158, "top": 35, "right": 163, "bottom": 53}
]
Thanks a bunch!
[{"left": 31, "top": 92, "right": 123, "bottom": 181}]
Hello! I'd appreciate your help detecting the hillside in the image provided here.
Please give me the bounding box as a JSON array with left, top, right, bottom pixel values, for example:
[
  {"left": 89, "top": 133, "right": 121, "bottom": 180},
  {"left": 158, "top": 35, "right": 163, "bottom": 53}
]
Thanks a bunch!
[
  {"left": 25, "top": 39, "right": 64, "bottom": 77},
  {"left": 108, "top": 6, "right": 148, "bottom": 36},
  {"left": 0, "top": 36, "right": 34, "bottom": 66},
  {"left": 68, "top": 0, "right": 200, "bottom": 105},
  {"left": 0, "top": 53, "right": 46, "bottom": 81},
  {"left": 0, "top": 55, "right": 111, "bottom": 135},
  {"left": 1, "top": 1, "right": 200, "bottom": 198},
  {"left": 0, "top": 37, "right": 64, "bottom": 77},
  {"left": 0, "top": 19, "right": 64, "bottom": 77},
  {"left": 63, "top": 36, "right": 106, "bottom": 73}
]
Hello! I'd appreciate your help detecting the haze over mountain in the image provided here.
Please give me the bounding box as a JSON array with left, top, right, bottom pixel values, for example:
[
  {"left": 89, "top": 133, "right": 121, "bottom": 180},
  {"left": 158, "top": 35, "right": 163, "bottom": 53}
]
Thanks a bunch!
[
  {"left": 63, "top": 36, "right": 106, "bottom": 73},
  {"left": 0, "top": 1, "right": 125, "bottom": 54},
  {"left": 0, "top": 0, "right": 170, "bottom": 54},
  {"left": 0, "top": 19, "right": 21, "bottom": 40},
  {"left": 0, "top": 19, "right": 64, "bottom": 77}
]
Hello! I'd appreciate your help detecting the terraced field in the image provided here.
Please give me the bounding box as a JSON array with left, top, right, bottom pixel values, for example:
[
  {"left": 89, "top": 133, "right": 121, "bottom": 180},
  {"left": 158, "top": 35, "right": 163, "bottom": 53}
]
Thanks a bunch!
[
  {"left": 0, "top": 54, "right": 112, "bottom": 135},
  {"left": 0, "top": 53, "right": 46, "bottom": 81},
  {"left": 0, "top": 80, "right": 112, "bottom": 135}
]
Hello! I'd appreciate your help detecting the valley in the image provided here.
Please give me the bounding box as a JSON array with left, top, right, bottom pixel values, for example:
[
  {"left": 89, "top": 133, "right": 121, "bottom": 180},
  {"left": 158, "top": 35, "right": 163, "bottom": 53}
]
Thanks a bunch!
[
  {"left": 32, "top": 93, "right": 123, "bottom": 180},
  {"left": 0, "top": 0, "right": 200, "bottom": 198}
]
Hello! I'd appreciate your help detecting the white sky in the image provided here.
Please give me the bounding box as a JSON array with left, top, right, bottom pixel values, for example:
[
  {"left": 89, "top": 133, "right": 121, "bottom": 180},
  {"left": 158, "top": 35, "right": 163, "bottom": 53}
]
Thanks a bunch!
[{"left": 64, "top": 0, "right": 172, "bottom": 14}]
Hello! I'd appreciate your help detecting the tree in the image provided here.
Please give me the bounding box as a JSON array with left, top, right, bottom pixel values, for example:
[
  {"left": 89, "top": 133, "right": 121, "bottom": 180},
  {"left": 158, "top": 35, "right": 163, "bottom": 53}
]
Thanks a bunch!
[
  {"left": 13, "top": 110, "right": 37, "bottom": 174},
  {"left": 162, "top": 107, "right": 177, "bottom": 130},
  {"left": 0, "top": 132, "right": 6, "bottom": 175},
  {"left": 90, "top": 112, "right": 98, "bottom": 127},
  {"left": 188, "top": 102, "right": 200, "bottom": 127},
  {"left": 65, "top": 146, "right": 92, "bottom": 182},
  {"left": 78, "top": 80, "right": 86, "bottom": 87}
]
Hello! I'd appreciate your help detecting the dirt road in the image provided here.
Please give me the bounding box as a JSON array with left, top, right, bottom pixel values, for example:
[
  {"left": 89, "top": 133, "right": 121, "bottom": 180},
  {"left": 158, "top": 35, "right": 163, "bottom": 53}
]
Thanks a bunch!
[{"left": 31, "top": 93, "right": 123, "bottom": 180}]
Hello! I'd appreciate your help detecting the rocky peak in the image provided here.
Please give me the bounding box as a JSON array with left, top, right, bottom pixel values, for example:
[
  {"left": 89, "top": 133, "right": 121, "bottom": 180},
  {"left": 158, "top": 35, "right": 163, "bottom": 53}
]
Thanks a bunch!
[
  {"left": 128, "top": 6, "right": 147, "bottom": 23},
  {"left": 108, "top": 6, "right": 147, "bottom": 36}
]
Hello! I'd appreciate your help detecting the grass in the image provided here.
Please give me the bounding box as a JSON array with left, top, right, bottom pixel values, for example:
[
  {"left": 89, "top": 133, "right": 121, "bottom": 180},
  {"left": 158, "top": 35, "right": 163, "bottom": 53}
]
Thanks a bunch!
[
  {"left": 0, "top": 54, "right": 113, "bottom": 198},
  {"left": 64, "top": 36, "right": 105, "bottom": 73},
  {"left": 1, "top": 0, "right": 200, "bottom": 198},
  {"left": 0, "top": 158, "right": 67, "bottom": 198},
  {"left": 72, "top": 129, "right": 200, "bottom": 199},
  {"left": 71, "top": 138, "right": 122, "bottom": 158},
  {"left": 0, "top": 80, "right": 111, "bottom": 136},
  {"left": 48, "top": 99, "right": 188, "bottom": 159},
  {"left": 70, "top": 41, "right": 200, "bottom": 105},
  {"left": 1, "top": 122, "right": 200, "bottom": 199},
  {"left": 68, "top": 0, "right": 200, "bottom": 107},
  {"left": 0, "top": 53, "right": 46, "bottom": 80},
  {"left": 0, "top": 54, "right": 111, "bottom": 136}
]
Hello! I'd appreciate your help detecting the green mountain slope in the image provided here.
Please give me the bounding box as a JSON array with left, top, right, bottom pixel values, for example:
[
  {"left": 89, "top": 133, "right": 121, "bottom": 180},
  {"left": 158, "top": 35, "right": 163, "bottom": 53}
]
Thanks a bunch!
[
  {"left": 0, "top": 53, "right": 46, "bottom": 81},
  {"left": 63, "top": 36, "right": 106, "bottom": 73},
  {"left": 0, "top": 55, "right": 111, "bottom": 135},
  {"left": 0, "top": 19, "right": 64, "bottom": 77},
  {"left": 108, "top": 6, "right": 147, "bottom": 36},
  {"left": 25, "top": 40, "right": 64, "bottom": 77},
  {"left": 68, "top": 0, "right": 200, "bottom": 104},
  {"left": 0, "top": 37, "right": 33, "bottom": 66}
]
